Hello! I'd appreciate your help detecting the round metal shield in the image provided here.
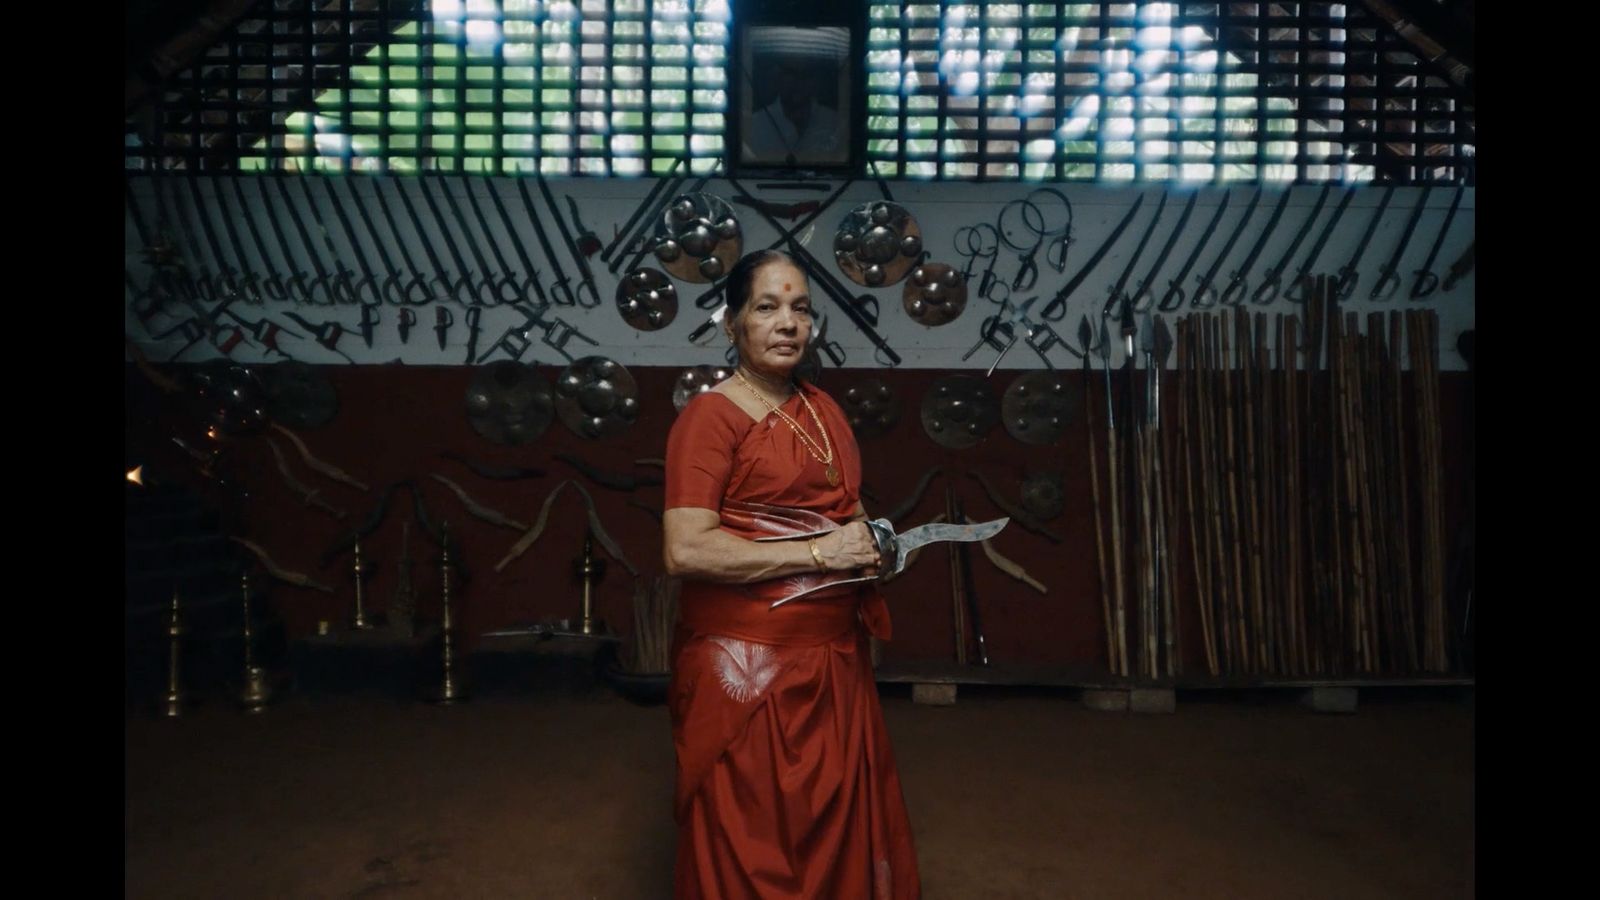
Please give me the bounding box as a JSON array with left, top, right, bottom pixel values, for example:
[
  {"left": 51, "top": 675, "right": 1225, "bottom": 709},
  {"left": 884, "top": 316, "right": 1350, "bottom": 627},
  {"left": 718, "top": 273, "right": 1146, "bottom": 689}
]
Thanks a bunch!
[
  {"left": 259, "top": 361, "right": 338, "bottom": 429},
  {"left": 920, "top": 375, "right": 998, "bottom": 450},
  {"left": 834, "top": 201, "right": 923, "bottom": 288},
  {"left": 1001, "top": 371, "right": 1079, "bottom": 445},
  {"left": 840, "top": 378, "right": 901, "bottom": 440},
  {"left": 1019, "top": 471, "right": 1066, "bottom": 521},
  {"left": 902, "top": 262, "right": 968, "bottom": 327},
  {"left": 191, "top": 361, "right": 270, "bottom": 436},
  {"left": 554, "top": 356, "right": 641, "bottom": 440},
  {"left": 671, "top": 365, "right": 733, "bottom": 412},
  {"left": 465, "top": 361, "right": 554, "bottom": 446},
  {"left": 616, "top": 267, "right": 678, "bottom": 332},
  {"left": 653, "top": 193, "right": 742, "bottom": 284}
]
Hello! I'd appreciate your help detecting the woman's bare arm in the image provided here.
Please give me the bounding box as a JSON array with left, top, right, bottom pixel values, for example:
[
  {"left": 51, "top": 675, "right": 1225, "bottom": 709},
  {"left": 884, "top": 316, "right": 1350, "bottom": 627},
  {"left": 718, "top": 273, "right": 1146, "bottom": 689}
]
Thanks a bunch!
[{"left": 663, "top": 507, "right": 881, "bottom": 584}]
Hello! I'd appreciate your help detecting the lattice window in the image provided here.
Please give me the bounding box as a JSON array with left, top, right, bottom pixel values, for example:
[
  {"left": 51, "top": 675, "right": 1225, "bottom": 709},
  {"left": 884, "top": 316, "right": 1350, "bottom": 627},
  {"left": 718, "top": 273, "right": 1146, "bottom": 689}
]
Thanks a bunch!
[
  {"left": 124, "top": 0, "right": 730, "bottom": 176},
  {"left": 864, "top": 2, "right": 1472, "bottom": 183},
  {"left": 126, "top": 0, "right": 1471, "bottom": 183}
]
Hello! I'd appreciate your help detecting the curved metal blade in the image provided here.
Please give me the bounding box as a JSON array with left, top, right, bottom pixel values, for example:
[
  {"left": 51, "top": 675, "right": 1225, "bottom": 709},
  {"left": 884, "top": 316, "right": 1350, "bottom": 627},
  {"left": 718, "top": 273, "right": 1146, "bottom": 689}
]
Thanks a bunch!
[{"left": 897, "top": 518, "right": 1009, "bottom": 553}]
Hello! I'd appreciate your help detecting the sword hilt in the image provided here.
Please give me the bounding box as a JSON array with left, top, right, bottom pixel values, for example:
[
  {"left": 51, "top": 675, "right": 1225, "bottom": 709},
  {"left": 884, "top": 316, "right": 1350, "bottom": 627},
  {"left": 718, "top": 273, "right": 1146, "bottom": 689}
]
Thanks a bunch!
[{"left": 865, "top": 518, "right": 901, "bottom": 579}]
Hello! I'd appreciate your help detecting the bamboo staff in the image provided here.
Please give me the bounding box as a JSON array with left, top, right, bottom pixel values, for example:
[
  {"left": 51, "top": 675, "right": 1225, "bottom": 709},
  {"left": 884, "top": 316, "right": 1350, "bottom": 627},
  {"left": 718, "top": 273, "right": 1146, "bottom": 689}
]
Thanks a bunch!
[
  {"left": 1218, "top": 312, "right": 1249, "bottom": 673},
  {"left": 1339, "top": 316, "right": 1373, "bottom": 672},
  {"left": 1323, "top": 300, "right": 1345, "bottom": 673},
  {"left": 1351, "top": 319, "right": 1383, "bottom": 672},
  {"left": 1283, "top": 313, "right": 1304, "bottom": 676},
  {"left": 946, "top": 484, "right": 968, "bottom": 666},
  {"left": 1157, "top": 324, "right": 1180, "bottom": 678},
  {"left": 1366, "top": 313, "right": 1400, "bottom": 671},
  {"left": 1255, "top": 312, "right": 1279, "bottom": 674},
  {"left": 1275, "top": 315, "right": 1293, "bottom": 675},
  {"left": 1410, "top": 312, "right": 1434, "bottom": 667},
  {"left": 1180, "top": 319, "right": 1219, "bottom": 675},
  {"left": 1205, "top": 315, "right": 1234, "bottom": 673},
  {"left": 1415, "top": 311, "right": 1448, "bottom": 670},
  {"left": 1431, "top": 311, "right": 1449, "bottom": 670},
  {"left": 1133, "top": 419, "right": 1154, "bottom": 679},
  {"left": 1232, "top": 311, "right": 1262, "bottom": 672},
  {"left": 1084, "top": 337, "right": 1118, "bottom": 676},
  {"left": 1104, "top": 331, "right": 1131, "bottom": 677},
  {"left": 1302, "top": 280, "right": 1323, "bottom": 674},
  {"left": 1389, "top": 311, "right": 1419, "bottom": 671}
]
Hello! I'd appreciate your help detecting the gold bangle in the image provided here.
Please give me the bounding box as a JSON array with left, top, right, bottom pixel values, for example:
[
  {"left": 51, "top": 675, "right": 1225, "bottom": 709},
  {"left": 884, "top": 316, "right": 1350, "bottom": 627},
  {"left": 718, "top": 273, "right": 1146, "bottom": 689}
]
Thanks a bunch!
[{"left": 808, "top": 538, "right": 827, "bottom": 572}]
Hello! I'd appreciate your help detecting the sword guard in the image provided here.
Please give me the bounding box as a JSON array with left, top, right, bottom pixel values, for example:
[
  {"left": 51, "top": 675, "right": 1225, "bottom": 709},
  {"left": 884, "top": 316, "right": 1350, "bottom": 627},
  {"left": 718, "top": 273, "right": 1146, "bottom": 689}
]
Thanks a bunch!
[
  {"left": 865, "top": 518, "right": 901, "bottom": 579},
  {"left": 1409, "top": 269, "right": 1439, "bottom": 300},
  {"left": 1369, "top": 267, "right": 1401, "bottom": 302},
  {"left": 1251, "top": 272, "right": 1282, "bottom": 305}
]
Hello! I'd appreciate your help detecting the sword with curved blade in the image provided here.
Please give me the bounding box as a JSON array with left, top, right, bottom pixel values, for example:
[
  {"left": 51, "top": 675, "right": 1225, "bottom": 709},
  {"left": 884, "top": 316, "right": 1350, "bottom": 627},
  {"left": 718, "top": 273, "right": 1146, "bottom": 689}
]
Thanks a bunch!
[
  {"left": 727, "top": 499, "right": 1010, "bottom": 607},
  {"left": 763, "top": 517, "right": 1009, "bottom": 608}
]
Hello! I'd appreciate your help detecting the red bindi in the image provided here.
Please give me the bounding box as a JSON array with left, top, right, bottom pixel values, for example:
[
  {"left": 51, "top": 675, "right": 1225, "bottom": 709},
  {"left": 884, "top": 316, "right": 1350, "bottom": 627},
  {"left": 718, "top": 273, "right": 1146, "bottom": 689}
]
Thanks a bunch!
[{"left": 783, "top": 283, "right": 791, "bottom": 292}]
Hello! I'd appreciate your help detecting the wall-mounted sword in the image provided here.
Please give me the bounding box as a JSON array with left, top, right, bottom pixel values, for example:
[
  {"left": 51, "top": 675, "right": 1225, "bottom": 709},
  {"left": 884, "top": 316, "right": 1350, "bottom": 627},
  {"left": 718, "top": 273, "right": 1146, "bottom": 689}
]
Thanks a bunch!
[
  {"left": 1218, "top": 188, "right": 1291, "bottom": 306},
  {"left": 1102, "top": 192, "right": 1168, "bottom": 318},
  {"left": 1156, "top": 191, "right": 1230, "bottom": 311},
  {"left": 239, "top": 175, "right": 316, "bottom": 304},
  {"left": 437, "top": 176, "right": 513, "bottom": 305},
  {"left": 335, "top": 176, "right": 430, "bottom": 306},
  {"left": 1283, "top": 186, "right": 1354, "bottom": 304},
  {"left": 270, "top": 175, "right": 350, "bottom": 305},
  {"left": 182, "top": 175, "right": 250, "bottom": 302},
  {"left": 1333, "top": 185, "right": 1394, "bottom": 301},
  {"left": 1250, "top": 182, "right": 1332, "bottom": 305},
  {"left": 1370, "top": 185, "right": 1432, "bottom": 301},
  {"left": 314, "top": 175, "right": 387, "bottom": 306},
  {"left": 415, "top": 175, "right": 489, "bottom": 305},
  {"left": 1129, "top": 191, "right": 1198, "bottom": 312},
  {"left": 1036, "top": 193, "right": 1147, "bottom": 322},
  {"left": 462, "top": 181, "right": 530, "bottom": 304},
  {"left": 387, "top": 175, "right": 462, "bottom": 303},
  {"left": 485, "top": 179, "right": 552, "bottom": 308},
  {"left": 1409, "top": 184, "right": 1464, "bottom": 299},
  {"left": 362, "top": 175, "right": 440, "bottom": 304},
  {"left": 1191, "top": 188, "right": 1261, "bottom": 308}
]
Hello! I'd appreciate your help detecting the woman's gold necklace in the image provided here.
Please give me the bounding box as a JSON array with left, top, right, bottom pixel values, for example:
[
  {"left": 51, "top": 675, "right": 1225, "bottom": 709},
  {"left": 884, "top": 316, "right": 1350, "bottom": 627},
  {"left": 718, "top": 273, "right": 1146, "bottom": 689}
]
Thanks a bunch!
[{"left": 734, "top": 370, "right": 839, "bottom": 487}]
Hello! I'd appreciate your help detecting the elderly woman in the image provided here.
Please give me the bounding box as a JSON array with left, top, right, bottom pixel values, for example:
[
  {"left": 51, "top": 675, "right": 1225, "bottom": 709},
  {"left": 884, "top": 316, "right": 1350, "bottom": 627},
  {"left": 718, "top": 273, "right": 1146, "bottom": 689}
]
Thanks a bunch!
[{"left": 663, "top": 250, "right": 921, "bottom": 898}]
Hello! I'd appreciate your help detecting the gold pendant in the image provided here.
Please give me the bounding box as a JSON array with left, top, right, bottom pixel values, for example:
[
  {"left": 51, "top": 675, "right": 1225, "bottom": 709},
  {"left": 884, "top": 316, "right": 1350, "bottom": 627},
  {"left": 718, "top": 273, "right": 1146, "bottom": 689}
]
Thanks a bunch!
[{"left": 826, "top": 464, "right": 840, "bottom": 487}]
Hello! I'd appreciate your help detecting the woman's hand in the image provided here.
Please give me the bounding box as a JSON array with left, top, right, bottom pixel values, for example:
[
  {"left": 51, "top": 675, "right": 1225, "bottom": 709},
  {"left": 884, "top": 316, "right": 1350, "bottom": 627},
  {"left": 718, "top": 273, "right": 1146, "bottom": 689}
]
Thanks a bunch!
[{"left": 815, "top": 521, "right": 882, "bottom": 575}]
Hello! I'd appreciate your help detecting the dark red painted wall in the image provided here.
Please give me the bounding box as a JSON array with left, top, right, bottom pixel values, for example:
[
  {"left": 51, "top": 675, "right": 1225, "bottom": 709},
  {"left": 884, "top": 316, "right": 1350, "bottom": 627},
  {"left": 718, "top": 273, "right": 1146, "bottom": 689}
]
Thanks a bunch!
[{"left": 126, "top": 364, "right": 1470, "bottom": 671}]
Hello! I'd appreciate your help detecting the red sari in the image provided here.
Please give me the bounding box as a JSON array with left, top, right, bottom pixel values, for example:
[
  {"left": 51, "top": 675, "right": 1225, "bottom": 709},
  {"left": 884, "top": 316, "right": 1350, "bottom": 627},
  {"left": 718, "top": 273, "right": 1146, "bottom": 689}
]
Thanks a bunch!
[{"left": 664, "top": 382, "right": 921, "bottom": 899}]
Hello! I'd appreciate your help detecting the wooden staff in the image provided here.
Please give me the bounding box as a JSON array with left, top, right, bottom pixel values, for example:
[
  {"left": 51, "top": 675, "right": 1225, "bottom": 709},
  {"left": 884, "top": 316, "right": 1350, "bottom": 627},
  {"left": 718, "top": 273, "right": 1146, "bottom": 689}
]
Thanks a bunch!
[
  {"left": 1437, "top": 313, "right": 1451, "bottom": 667},
  {"left": 1215, "top": 313, "right": 1244, "bottom": 672},
  {"left": 1255, "top": 312, "right": 1279, "bottom": 674},
  {"left": 1302, "top": 279, "right": 1324, "bottom": 675},
  {"left": 1407, "top": 312, "right": 1431, "bottom": 667},
  {"left": 1324, "top": 305, "right": 1346, "bottom": 674},
  {"left": 1417, "top": 311, "right": 1447, "bottom": 670},
  {"left": 1208, "top": 315, "right": 1235, "bottom": 673},
  {"left": 1233, "top": 311, "right": 1262, "bottom": 673},
  {"left": 1367, "top": 313, "right": 1401, "bottom": 671},
  {"left": 1156, "top": 325, "right": 1180, "bottom": 678},
  {"left": 1133, "top": 419, "right": 1154, "bottom": 679},
  {"left": 1389, "top": 311, "right": 1419, "bottom": 671},
  {"left": 1107, "top": 367, "right": 1130, "bottom": 678},
  {"left": 1416, "top": 311, "right": 1440, "bottom": 668},
  {"left": 945, "top": 484, "right": 968, "bottom": 666},
  {"left": 1340, "top": 316, "right": 1374, "bottom": 672},
  {"left": 1284, "top": 313, "right": 1305, "bottom": 676},
  {"left": 1351, "top": 320, "right": 1383, "bottom": 672},
  {"left": 1273, "top": 313, "right": 1286, "bottom": 672},
  {"left": 1084, "top": 344, "right": 1117, "bottom": 676},
  {"left": 1180, "top": 321, "right": 1219, "bottom": 676}
]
